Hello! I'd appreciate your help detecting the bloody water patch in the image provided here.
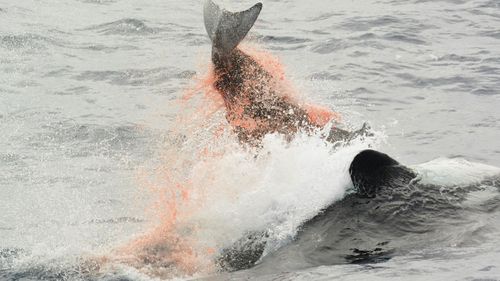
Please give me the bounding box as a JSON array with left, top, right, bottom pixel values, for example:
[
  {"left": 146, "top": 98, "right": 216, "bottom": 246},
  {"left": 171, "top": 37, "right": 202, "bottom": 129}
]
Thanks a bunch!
[{"left": 107, "top": 44, "right": 344, "bottom": 278}]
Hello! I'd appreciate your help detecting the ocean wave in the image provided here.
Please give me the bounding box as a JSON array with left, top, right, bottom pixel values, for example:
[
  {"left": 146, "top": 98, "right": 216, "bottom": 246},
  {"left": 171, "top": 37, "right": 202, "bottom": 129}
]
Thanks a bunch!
[
  {"left": 414, "top": 158, "right": 500, "bottom": 186},
  {"left": 79, "top": 0, "right": 117, "bottom": 4},
  {"left": 82, "top": 18, "right": 160, "bottom": 36},
  {"left": 0, "top": 34, "right": 62, "bottom": 50},
  {"left": 382, "top": 32, "right": 427, "bottom": 45},
  {"left": 311, "top": 38, "right": 348, "bottom": 54},
  {"left": 482, "top": 30, "right": 500, "bottom": 39},
  {"left": 53, "top": 86, "right": 90, "bottom": 96},
  {"left": 76, "top": 43, "right": 139, "bottom": 52},
  {"left": 258, "top": 35, "right": 311, "bottom": 44},
  {"left": 339, "top": 15, "right": 402, "bottom": 32},
  {"left": 308, "top": 12, "right": 344, "bottom": 22},
  {"left": 74, "top": 67, "right": 195, "bottom": 86},
  {"left": 179, "top": 32, "right": 209, "bottom": 45},
  {"left": 471, "top": 87, "right": 498, "bottom": 96},
  {"left": 395, "top": 73, "right": 476, "bottom": 88},
  {"left": 307, "top": 71, "right": 343, "bottom": 81},
  {"left": 16, "top": 121, "right": 151, "bottom": 160},
  {"left": 437, "top": 53, "right": 482, "bottom": 62},
  {"left": 477, "top": 0, "right": 500, "bottom": 8}
]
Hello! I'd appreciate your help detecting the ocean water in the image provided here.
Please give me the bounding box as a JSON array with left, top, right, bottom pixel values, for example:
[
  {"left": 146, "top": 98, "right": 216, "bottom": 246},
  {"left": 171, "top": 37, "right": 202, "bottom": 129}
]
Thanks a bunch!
[{"left": 1, "top": 0, "right": 500, "bottom": 280}]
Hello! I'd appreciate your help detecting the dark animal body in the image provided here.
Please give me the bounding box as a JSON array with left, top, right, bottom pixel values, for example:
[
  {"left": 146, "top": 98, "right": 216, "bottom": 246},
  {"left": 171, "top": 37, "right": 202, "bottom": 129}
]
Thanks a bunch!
[
  {"left": 216, "top": 149, "right": 500, "bottom": 271},
  {"left": 216, "top": 150, "right": 420, "bottom": 271},
  {"left": 213, "top": 48, "right": 317, "bottom": 145},
  {"left": 204, "top": 0, "right": 364, "bottom": 146}
]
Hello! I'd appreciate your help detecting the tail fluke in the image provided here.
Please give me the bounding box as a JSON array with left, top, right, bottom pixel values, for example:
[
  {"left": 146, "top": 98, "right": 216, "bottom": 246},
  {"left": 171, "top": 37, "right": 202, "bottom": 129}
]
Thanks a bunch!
[{"left": 204, "top": 0, "right": 262, "bottom": 56}]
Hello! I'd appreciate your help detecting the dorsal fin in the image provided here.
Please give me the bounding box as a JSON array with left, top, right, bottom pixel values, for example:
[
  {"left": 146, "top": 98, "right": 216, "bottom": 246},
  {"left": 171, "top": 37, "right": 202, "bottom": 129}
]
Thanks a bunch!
[
  {"left": 203, "top": 0, "right": 262, "bottom": 56},
  {"left": 349, "top": 150, "right": 417, "bottom": 198}
]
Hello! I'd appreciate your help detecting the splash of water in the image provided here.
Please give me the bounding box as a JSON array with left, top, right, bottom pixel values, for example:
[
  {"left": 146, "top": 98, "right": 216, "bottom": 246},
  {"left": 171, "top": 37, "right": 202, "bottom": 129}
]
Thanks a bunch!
[{"left": 106, "top": 44, "right": 378, "bottom": 279}]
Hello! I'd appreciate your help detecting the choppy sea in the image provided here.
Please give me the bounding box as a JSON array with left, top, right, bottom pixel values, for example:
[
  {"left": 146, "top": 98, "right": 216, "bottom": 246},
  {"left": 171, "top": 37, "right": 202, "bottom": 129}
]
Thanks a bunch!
[{"left": 1, "top": 0, "right": 500, "bottom": 280}]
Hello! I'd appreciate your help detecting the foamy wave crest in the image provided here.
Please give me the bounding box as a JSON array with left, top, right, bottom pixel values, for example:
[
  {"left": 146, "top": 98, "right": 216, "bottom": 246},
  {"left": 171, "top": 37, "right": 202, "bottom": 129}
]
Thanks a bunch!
[
  {"left": 194, "top": 132, "right": 380, "bottom": 254},
  {"left": 413, "top": 158, "right": 500, "bottom": 187}
]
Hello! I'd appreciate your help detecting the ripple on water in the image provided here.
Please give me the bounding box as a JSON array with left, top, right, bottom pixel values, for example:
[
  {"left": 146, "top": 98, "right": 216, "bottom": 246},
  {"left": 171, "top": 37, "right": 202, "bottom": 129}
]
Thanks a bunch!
[
  {"left": 473, "top": 65, "right": 500, "bottom": 75},
  {"left": 82, "top": 18, "right": 161, "bottom": 36},
  {"left": 308, "top": 12, "right": 344, "bottom": 22},
  {"left": 78, "top": 0, "right": 117, "bottom": 4},
  {"left": 478, "top": 0, "right": 500, "bottom": 8},
  {"left": 74, "top": 67, "right": 195, "bottom": 86},
  {"left": 53, "top": 86, "right": 90, "bottom": 96},
  {"left": 438, "top": 54, "right": 482, "bottom": 63},
  {"left": 307, "top": 71, "right": 343, "bottom": 81},
  {"left": 255, "top": 35, "right": 311, "bottom": 50},
  {"left": 258, "top": 35, "right": 311, "bottom": 44},
  {"left": 340, "top": 15, "right": 402, "bottom": 32},
  {"left": 471, "top": 87, "right": 499, "bottom": 96},
  {"left": 0, "top": 34, "right": 62, "bottom": 50},
  {"left": 382, "top": 32, "right": 427, "bottom": 45},
  {"left": 311, "top": 38, "right": 349, "bottom": 54},
  {"left": 396, "top": 73, "right": 477, "bottom": 89},
  {"left": 179, "top": 32, "right": 209, "bottom": 45},
  {"left": 350, "top": 32, "right": 378, "bottom": 41},
  {"left": 15, "top": 120, "right": 150, "bottom": 159},
  {"left": 481, "top": 30, "right": 500, "bottom": 39},
  {"left": 74, "top": 43, "right": 139, "bottom": 53}
]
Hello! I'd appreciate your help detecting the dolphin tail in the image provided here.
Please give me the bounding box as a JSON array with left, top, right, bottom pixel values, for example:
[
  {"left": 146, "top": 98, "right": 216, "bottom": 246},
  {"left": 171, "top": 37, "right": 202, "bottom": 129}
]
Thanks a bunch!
[{"left": 204, "top": 0, "right": 262, "bottom": 57}]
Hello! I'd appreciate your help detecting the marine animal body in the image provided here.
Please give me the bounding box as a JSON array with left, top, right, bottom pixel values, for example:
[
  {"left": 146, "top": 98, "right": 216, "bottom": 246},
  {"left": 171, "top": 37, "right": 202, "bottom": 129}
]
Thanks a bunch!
[
  {"left": 203, "top": 0, "right": 363, "bottom": 145},
  {"left": 218, "top": 149, "right": 500, "bottom": 271},
  {"left": 201, "top": 0, "right": 500, "bottom": 275},
  {"left": 217, "top": 150, "right": 418, "bottom": 271}
]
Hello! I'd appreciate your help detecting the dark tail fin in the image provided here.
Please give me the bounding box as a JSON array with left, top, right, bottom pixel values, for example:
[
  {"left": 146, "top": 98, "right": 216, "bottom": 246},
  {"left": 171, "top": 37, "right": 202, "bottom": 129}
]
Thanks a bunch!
[{"left": 204, "top": 0, "right": 262, "bottom": 57}]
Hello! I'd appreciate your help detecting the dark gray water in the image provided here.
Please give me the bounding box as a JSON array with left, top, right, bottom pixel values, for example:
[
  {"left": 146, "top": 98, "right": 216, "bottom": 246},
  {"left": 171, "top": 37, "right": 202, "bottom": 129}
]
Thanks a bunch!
[{"left": 1, "top": 0, "right": 500, "bottom": 280}]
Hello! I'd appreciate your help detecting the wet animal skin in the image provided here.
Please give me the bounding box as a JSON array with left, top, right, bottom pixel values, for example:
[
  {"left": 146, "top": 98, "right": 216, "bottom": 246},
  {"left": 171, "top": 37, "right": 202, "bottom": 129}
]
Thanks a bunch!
[{"left": 204, "top": 0, "right": 367, "bottom": 146}]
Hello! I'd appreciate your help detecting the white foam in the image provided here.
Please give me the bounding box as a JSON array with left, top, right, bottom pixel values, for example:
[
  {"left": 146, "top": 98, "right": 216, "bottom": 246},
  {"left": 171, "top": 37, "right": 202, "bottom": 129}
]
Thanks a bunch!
[
  {"left": 413, "top": 158, "right": 500, "bottom": 186},
  {"left": 181, "top": 130, "right": 380, "bottom": 258}
]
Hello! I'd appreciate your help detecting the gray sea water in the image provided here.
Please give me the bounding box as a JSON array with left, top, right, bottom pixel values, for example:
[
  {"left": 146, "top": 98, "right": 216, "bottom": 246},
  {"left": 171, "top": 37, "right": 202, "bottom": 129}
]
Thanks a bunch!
[{"left": 1, "top": 0, "right": 500, "bottom": 280}]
